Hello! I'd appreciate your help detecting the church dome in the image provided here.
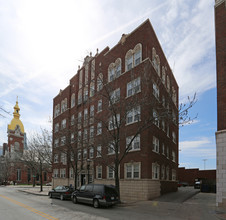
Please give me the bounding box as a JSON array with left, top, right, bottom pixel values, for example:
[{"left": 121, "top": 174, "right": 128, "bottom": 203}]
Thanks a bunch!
[{"left": 8, "top": 99, "right": 24, "bottom": 133}]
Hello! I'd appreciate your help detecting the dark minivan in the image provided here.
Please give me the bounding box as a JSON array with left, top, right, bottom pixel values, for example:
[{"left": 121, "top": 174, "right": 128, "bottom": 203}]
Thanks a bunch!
[{"left": 71, "top": 184, "right": 119, "bottom": 208}]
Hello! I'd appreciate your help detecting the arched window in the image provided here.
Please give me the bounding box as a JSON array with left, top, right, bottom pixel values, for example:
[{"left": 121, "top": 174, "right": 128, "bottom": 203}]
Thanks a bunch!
[
  {"left": 108, "top": 63, "right": 115, "bottom": 82},
  {"left": 71, "top": 93, "right": 75, "bottom": 108},
  {"left": 97, "top": 73, "right": 103, "bottom": 91},
  {"left": 125, "top": 50, "right": 133, "bottom": 71},
  {"left": 134, "top": 43, "right": 142, "bottom": 66},
  {"left": 115, "top": 58, "right": 121, "bottom": 78},
  {"left": 61, "top": 100, "right": 64, "bottom": 113}
]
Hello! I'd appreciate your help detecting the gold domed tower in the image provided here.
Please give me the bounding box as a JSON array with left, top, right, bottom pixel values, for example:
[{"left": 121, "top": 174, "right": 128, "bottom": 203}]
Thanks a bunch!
[{"left": 7, "top": 98, "right": 25, "bottom": 154}]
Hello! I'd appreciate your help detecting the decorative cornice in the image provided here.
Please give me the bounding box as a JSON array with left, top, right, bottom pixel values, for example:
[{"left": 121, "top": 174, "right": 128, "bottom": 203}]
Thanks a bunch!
[{"left": 215, "top": 0, "right": 226, "bottom": 7}]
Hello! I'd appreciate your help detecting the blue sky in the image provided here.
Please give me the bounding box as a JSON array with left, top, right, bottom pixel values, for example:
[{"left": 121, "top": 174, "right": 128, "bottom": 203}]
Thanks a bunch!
[{"left": 0, "top": 0, "right": 216, "bottom": 169}]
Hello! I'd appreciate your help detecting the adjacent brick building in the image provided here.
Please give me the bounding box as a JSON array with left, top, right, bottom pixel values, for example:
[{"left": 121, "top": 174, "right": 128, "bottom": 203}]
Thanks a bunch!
[
  {"left": 0, "top": 100, "right": 51, "bottom": 185},
  {"left": 52, "top": 19, "right": 179, "bottom": 201},
  {"left": 215, "top": 0, "right": 226, "bottom": 207}
]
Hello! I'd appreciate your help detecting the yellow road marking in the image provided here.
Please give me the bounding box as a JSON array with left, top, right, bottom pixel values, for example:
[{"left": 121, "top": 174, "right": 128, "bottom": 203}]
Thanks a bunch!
[{"left": 0, "top": 194, "right": 59, "bottom": 220}]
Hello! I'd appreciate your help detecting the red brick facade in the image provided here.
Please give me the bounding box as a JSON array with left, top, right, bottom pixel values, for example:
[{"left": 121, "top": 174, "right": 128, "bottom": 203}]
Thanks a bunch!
[
  {"left": 215, "top": 0, "right": 226, "bottom": 131},
  {"left": 52, "top": 19, "right": 179, "bottom": 199}
]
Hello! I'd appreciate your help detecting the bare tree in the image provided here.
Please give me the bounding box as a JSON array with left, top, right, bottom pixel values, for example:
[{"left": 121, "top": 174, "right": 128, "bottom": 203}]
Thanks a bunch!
[{"left": 23, "top": 129, "right": 52, "bottom": 191}]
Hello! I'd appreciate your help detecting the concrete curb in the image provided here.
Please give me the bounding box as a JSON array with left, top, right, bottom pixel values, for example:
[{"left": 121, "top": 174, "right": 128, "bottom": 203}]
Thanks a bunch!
[{"left": 18, "top": 189, "right": 49, "bottom": 197}]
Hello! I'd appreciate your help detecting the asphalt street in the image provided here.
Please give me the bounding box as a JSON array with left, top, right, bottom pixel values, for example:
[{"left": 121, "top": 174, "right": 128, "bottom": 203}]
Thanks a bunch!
[{"left": 0, "top": 186, "right": 225, "bottom": 220}]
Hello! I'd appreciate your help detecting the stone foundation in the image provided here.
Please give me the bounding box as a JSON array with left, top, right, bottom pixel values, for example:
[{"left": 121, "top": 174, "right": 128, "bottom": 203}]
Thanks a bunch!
[
  {"left": 94, "top": 179, "right": 160, "bottom": 202},
  {"left": 216, "top": 130, "right": 226, "bottom": 207}
]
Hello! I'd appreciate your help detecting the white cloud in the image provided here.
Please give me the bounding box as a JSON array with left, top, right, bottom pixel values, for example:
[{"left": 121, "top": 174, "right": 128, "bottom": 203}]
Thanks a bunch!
[{"left": 179, "top": 136, "right": 216, "bottom": 159}]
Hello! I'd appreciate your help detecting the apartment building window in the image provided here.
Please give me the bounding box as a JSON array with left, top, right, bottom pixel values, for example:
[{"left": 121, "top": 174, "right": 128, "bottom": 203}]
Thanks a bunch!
[
  {"left": 96, "top": 166, "right": 102, "bottom": 179},
  {"left": 162, "top": 143, "right": 165, "bottom": 155},
  {"left": 162, "top": 95, "right": 165, "bottom": 107},
  {"left": 78, "top": 112, "right": 82, "bottom": 129},
  {"left": 83, "top": 149, "right": 87, "bottom": 159},
  {"left": 83, "top": 129, "right": 88, "bottom": 140},
  {"left": 172, "top": 131, "right": 176, "bottom": 143},
  {"left": 61, "top": 153, "right": 67, "bottom": 165},
  {"left": 126, "top": 51, "right": 133, "bottom": 71},
  {"left": 162, "top": 120, "right": 165, "bottom": 132},
  {"left": 61, "top": 119, "right": 66, "bottom": 129},
  {"left": 54, "top": 154, "right": 59, "bottom": 163},
  {"left": 134, "top": 49, "right": 141, "bottom": 66},
  {"left": 90, "top": 82, "right": 95, "bottom": 97},
  {"left": 61, "top": 98, "right": 67, "bottom": 113},
  {"left": 152, "top": 163, "right": 160, "bottom": 180},
  {"left": 108, "top": 142, "right": 115, "bottom": 155},
  {"left": 110, "top": 88, "right": 120, "bottom": 104},
  {"left": 96, "top": 145, "right": 102, "bottom": 157},
  {"left": 172, "top": 169, "right": 176, "bottom": 181},
  {"left": 90, "top": 126, "right": 94, "bottom": 139},
  {"left": 60, "top": 136, "right": 66, "bottom": 146},
  {"left": 152, "top": 47, "right": 160, "bottom": 76},
  {"left": 127, "top": 77, "right": 141, "bottom": 97},
  {"left": 172, "top": 151, "right": 176, "bottom": 162},
  {"left": 54, "top": 123, "right": 59, "bottom": 133},
  {"left": 71, "top": 93, "right": 75, "bottom": 108},
  {"left": 97, "top": 122, "right": 102, "bottom": 135},
  {"left": 71, "top": 115, "right": 75, "bottom": 126},
  {"left": 97, "top": 73, "right": 103, "bottom": 91},
  {"left": 97, "top": 100, "right": 102, "bottom": 112},
  {"left": 125, "top": 163, "right": 140, "bottom": 179},
  {"left": 17, "top": 169, "right": 21, "bottom": 181},
  {"left": 89, "top": 147, "right": 94, "bottom": 159},
  {"left": 162, "top": 66, "right": 166, "bottom": 85},
  {"left": 54, "top": 138, "right": 59, "bottom": 148},
  {"left": 70, "top": 168, "right": 74, "bottom": 179},
  {"left": 126, "top": 106, "right": 140, "bottom": 124},
  {"left": 60, "top": 169, "right": 66, "bottom": 178},
  {"left": 70, "top": 152, "right": 74, "bottom": 161},
  {"left": 84, "top": 109, "right": 88, "bottom": 127},
  {"left": 153, "top": 136, "right": 159, "bottom": 153},
  {"left": 172, "top": 87, "right": 177, "bottom": 105},
  {"left": 53, "top": 169, "right": 58, "bottom": 178},
  {"left": 167, "top": 124, "right": 170, "bottom": 137},
  {"left": 78, "top": 131, "right": 82, "bottom": 144},
  {"left": 109, "top": 114, "right": 120, "bottom": 130},
  {"left": 166, "top": 166, "right": 170, "bottom": 180},
  {"left": 54, "top": 104, "right": 60, "bottom": 117},
  {"left": 167, "top": 75, "right": 170, "bottom": 92},
  {"left": 166, "top": 147, "right": 169, "bottom": 158},
  {"left": 71, "top": 133, "right": 74, "bottom": 143},
  {"left": 153, "top": 82, "right": 159, "bottom": 99},
  {"left": 172, "top": 110, "right": 176, "bottom": 124},
  {"left": 78, "top": 150, "right": 81, "bottom": 160},
  {"left": 107, "top": 166, "right": 115, "bottom": 179},
  {"left": 90, "top": 105, "right": 94, "bottom": 124},
  {"left": 126, "top": 135, "right": 140, "bottom": 151},
  {"left": 108, "top": 58, "right": 122, "bottom": 82},
  {"left": 78, "top": 89, "right": 82, "bottom": 105},
  {"left": 161, "top": 165, "right": 165, "bottom": 180},
  {"left": 79, "top": 70, "right": 83, "bottom": 89},
  {"left": 84, "top": 87, "right": 88, "bottom": 102},
  {"left": 153, "top": 109, "right": 159, "bottom": 127}
]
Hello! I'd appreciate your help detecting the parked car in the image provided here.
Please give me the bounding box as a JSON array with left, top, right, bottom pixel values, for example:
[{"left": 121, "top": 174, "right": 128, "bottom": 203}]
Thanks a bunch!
[
  {"left": 194, "top": 181, "right": 201, "bottom": 189},
  {"left": 71, "top": 184, "right": 119, "bottom": 208},
  {"left": 46, "top": 182, "right": 52, "bottom": 186},
  {"left": 178, "top": 182, "right": 189, "bottom": 187},
  {"left": 48, "top": 185, "right": 74, "bottom": 200}
]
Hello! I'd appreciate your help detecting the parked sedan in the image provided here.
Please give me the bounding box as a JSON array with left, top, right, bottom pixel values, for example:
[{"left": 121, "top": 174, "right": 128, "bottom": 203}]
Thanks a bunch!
[{"left": 48, "top": 186, "right": 74, "bottom": 200}]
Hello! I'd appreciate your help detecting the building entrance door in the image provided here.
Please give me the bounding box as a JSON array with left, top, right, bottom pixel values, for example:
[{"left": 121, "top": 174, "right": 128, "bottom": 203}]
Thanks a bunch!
[{"left": 81, "top": 174, "right": 85, "bottom": 186}]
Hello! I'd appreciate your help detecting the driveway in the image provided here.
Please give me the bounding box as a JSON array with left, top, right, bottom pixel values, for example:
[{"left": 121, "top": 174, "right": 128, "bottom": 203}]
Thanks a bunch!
[{"left": 154, "top": 186, "right": 200, "bottom": 203}]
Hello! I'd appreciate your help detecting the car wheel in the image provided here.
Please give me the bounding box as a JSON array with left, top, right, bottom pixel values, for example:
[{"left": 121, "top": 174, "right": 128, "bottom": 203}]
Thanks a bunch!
[
  {"left": 72, "top": 196, "right": 77, "bottom": 204},
  {"left": 60, "top": 194, "right": 64, "bottom": 201},
  {"left": 49, "top": 193, "right": 52, "bottom": 198},
  {"left": 93, "top": 199, "right": 99, "bottom": 208}
]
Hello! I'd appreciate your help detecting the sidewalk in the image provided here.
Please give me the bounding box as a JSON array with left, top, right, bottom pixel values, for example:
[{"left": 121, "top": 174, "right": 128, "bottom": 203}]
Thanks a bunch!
[{"left": 7, "top": 185, "right": 52, "bottom": 196}]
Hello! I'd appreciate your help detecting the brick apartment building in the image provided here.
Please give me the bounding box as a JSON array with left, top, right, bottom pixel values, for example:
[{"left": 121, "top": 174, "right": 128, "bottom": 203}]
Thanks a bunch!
[
  {"left": 215, "top": 0, "right": 226, "bottom": 207},
  {"left": 52, "top": 19, "right": 179, "bottom": 201}
]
